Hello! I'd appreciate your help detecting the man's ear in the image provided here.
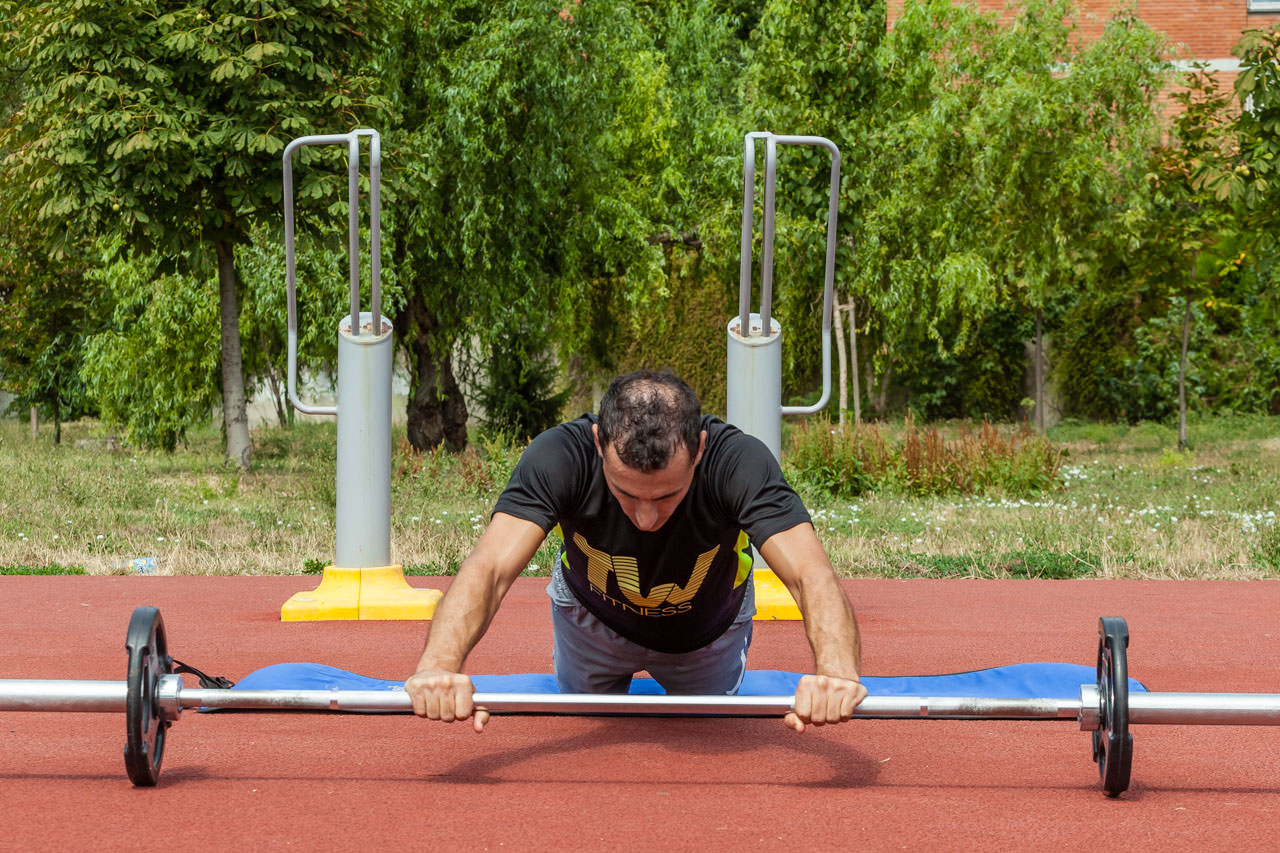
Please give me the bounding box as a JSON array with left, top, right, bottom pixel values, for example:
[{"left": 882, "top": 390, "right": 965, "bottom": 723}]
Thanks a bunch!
[
  {"left": 592, "top": 423, "right": 604, "bottom": 459},
  {"left": 693, "top": 430, "right": 707, "bottom": 466}
]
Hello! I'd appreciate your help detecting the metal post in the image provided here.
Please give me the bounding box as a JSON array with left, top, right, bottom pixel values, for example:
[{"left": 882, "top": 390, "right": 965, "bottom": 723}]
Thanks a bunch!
[{"left": 335, "top": 311, "right": 392, "bottom": 568}]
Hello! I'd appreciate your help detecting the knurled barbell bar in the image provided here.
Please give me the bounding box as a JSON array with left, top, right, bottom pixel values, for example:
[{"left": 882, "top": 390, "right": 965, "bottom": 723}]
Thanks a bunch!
[{"left": 1, "top": 606, "right": 1279, "bottom": 794}]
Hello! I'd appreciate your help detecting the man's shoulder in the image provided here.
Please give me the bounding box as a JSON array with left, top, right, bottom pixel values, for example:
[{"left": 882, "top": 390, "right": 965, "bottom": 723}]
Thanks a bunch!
[
  {"left": 528, "top": 414, "right": 595, "bottom": 450},
  {"left": 515, "top": 415, "right": 598, "bottom": 473},
  {"left": 701, "top": 415, "right": 768, "bottom": 460}
]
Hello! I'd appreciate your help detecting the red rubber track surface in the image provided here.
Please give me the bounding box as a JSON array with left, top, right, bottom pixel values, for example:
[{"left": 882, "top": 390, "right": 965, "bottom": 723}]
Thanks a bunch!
[{"left": 2, "top": 577, "right": 1279, "bottom": 852}]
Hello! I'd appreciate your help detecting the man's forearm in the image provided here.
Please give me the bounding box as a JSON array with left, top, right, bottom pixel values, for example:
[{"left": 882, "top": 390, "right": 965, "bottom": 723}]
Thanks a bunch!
[
  {"left": 414, "top": 512, "right": 548, "bottom": 674},
  {"left": 795, "top": 575, "right": 862, "bottom": 678},
  {"left": 416, "top": 563, "right": 505, "bottom": 672},
  {"left": 759, "top": 523, "right": 862, "bottom": 679}
]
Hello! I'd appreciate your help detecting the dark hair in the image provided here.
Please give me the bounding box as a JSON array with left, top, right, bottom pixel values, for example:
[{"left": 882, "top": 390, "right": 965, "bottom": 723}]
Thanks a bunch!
[{"left": 597, "top": 371, "right": 701, "bottom": 472}]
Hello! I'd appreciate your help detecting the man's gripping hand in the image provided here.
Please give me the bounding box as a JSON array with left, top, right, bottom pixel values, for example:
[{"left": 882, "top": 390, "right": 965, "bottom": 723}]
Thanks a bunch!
[
  {"left": 405, "top": 668, "right": 489, "bottom": 733},
  {"left": 784, "top": 674, "right": 867, "bottom": 733}
]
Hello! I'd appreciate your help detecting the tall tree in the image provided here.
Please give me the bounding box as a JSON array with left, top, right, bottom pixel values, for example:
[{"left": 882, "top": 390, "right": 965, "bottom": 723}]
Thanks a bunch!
[
  {"left": 0, "top": 221, "right": 100, "bottom": 443},
  {"left": 744, "top": 0, "right": 885, "bottom": 411},
  {"left": 0, "top": 29, "right": 99, "bottom": 441},
  {"left": 1, "top": 0, "right": 380, "bottom": 468},
  {"left": 1142, "top": 71, "right": 1240, "bottom": 451},
  {"left": 1230, "top": 26, "right": 1280, "bottom": 414},
  {"left": 1230, "top": 26, "right": 1280, "bottom": 251},
  {"left": 378, "top": 0, "right": 679, "bottom": 450},
  {"left": 852, "top": 0, "right": 1165, "bottom": 422}
]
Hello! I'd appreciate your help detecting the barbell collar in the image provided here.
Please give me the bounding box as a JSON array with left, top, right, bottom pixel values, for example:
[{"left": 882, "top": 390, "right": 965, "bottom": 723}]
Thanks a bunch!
[{"left": 1079, "top": 684, "right": 1101, "bottom": 731}]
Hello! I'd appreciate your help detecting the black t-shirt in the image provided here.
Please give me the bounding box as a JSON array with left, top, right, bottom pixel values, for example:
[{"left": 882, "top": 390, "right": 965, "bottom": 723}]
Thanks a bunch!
[{"left": 492, "top": 414, "right": 811, "bottom": 653}]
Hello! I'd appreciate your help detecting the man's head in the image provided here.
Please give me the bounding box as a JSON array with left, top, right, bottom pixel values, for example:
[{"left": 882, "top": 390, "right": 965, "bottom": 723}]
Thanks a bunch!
[
  {"left": 593, "top": 371, "right": 706, "bottom": 532},
  {"left": 596, "top": 371, "right": 702, "bottom": 471}
]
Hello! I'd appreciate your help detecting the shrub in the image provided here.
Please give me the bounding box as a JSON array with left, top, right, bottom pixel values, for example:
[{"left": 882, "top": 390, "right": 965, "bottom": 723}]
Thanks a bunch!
[{"left": 784, "top": 417, "right": 1061, "bottom": 498}]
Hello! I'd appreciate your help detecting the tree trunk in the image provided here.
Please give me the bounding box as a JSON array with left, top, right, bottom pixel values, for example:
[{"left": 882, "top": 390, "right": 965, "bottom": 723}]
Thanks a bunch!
[
  {"left": 848, "top": 299, "right": 861, "bottom": 425},
  {"left": 1034, "top": 307, "right": 1045, "bottom": 433},
  {"left": 834, "top": 291, "right": 848, "bottom": 428},
  {"left": 52, "top": 394, "right": 61, "bottom": 445},
  {"left": 873, "top": 358, "right": 893, "bottom": 420},
  {"left": 266, "top": 365, "right": 288, "bottom": 429},
  {"left": 397, "top": 290, "right": 468, "bottom": 452},
  {"left": 1179, "top": 289, "right": 1191, "bottom": 453},
  {"left": 29, "top": 406, "right": 37, "bottom": 440},
  {"left": 215, "top": 240, "right": 252, "bottom": 470}
]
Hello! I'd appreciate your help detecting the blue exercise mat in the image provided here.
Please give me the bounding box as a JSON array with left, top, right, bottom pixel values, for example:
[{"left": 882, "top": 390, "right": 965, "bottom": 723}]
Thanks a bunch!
[{"left": 230, "top": 662, "right": 1146, "bottom": 699}]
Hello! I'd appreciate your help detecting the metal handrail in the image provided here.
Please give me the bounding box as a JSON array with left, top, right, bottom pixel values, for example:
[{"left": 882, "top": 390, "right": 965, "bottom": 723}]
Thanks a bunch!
[
  {"left": 282, "top": 129, "right": 383, "bottom": 416},
  {"left": 737, "top": 132, "right": 841, "bottom": 416}
]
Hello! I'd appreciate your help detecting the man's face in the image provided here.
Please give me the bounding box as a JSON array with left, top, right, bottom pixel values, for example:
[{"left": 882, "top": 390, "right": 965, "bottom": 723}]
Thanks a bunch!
[{"left": 593, "top": 425, "right": 706, "bottom": 532}]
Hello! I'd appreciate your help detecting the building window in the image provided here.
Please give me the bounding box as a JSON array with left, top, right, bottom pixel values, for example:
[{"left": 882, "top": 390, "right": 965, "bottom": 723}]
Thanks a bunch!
[{"left": 1249, "top": 0, "right": 1280, "bottom": 12}]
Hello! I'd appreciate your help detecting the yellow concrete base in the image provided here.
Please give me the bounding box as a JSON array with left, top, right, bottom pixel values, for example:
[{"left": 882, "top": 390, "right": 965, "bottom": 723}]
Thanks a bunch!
[
  {"left": 752, "top": 568, "right": 801, "bottom": 620},
  {"left": 281, "top": 565, "right": 442, "bottom": 621}
]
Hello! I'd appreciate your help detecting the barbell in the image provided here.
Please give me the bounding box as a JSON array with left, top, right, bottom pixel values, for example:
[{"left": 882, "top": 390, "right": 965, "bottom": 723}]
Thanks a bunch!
[{"left": 1, "top": 606, "right": 1278, "bottom": 794}]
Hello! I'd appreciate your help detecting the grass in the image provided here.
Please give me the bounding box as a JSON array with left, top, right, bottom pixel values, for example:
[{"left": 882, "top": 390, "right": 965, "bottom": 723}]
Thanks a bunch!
[
  {"left": 0, "top": 564, "right": 87, "bottom": 575},
  {"left": 0, "top": 413, "right": 1277, "bottom": 579},
  {"left": 808, "top": 414, "right": 1280, "bottom": 579}
]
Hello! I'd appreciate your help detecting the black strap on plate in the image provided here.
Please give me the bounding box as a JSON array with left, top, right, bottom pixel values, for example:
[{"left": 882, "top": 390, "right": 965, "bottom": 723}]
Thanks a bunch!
[{"left": 171, "top": 659, "right": 236, "bottom": 690}]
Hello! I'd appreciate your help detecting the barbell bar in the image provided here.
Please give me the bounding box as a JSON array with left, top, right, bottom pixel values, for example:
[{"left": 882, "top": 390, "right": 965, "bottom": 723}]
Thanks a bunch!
[{"left": 2, "top": 606, "right": 1279, "bottom": 795}]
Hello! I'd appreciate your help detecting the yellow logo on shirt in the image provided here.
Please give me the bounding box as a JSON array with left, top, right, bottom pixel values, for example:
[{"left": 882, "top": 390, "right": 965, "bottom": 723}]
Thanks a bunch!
[{"left": 573, "top": 533, "right": 718, "bottom": 616}]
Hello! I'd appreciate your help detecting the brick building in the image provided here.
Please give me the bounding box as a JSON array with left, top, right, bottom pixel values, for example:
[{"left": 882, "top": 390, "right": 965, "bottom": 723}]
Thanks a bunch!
[{"left": 887, "top": 1, "right": 1280, "bottom": 88}]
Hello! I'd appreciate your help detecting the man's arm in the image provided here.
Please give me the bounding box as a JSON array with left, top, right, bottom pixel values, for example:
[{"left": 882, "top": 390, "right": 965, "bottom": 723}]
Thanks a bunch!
[
  {"left": 758, "top": 522, "right": 867, "bottom": 733},
  {"left": 405, "top": 511, "right": 547, "bottom": 731}
]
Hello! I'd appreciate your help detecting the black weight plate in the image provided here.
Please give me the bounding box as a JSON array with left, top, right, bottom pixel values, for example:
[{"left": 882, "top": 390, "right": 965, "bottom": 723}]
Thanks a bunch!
[
  {"left": 1093, "top": 616, "right": 1132, "bottom": 797},
  {"left": 124, "top": 606, "right": 173, "bottom": 786}
]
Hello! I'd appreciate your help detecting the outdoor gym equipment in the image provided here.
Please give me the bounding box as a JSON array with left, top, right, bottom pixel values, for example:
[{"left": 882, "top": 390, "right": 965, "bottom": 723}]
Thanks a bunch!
[
  {"left": 727, "top": 132, "right": 841, "bottom": 462},
  {"left": 279, "top": 128, "right": 440, "bottom": 620}
]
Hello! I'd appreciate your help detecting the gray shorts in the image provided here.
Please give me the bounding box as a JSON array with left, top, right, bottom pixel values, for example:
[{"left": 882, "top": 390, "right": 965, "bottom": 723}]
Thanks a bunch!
[{"left": 546, "top": 563, "right": 755, "bottom": 695}]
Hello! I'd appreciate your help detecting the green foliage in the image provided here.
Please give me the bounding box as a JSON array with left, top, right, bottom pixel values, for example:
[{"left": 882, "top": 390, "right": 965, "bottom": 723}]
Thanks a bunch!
[
  {"left": 477, "top": 323, "right": 570, "bottom": 442},
  {"left": 1232, "top": 26, "right": 1280, "bottom": 246},
  {"left": 892, "top": 307, "right": 1033, "bottom": 420},
  {"left": 235, "top": 222, "right": 362, "bottom": 423},
  {"left": 783, "top": 420, "right": 889, "bottom": 499},
  {"left": 2, "top": 1, "right": 1277, "bottom": 438},
  {"left": 616, "top": 247, "right": 736, "bottom": 415},
  {"left": 1, "top": 0, "right": 383, "bottom": 461},
  {"left": 378, "top": 0, "right": 752, "bottom": 448},
  {"left": 1231, "top": 25, "right": 1280, "bottom": 414},
  {"left": 2, "top": 0, "right": 382, "bottom": 258},
  {"left": 852, "top": 0, "right": 1165, "bottom": 417},
  {"left": 379, "top": 0, "right": 664, "bottom": 446},
  {"left": 0, "top": 66, "right": 100, "bottom": 436},
  {"left": 0, "top": 223, "right": 101, "bottom": 435},
  {"left": 1053, "top": 57, "right": 1280, "bottom": 423},
  {"left": 394, "top": 430, "right": 523, "bottom": 500},
  {"left": 744, "top": 0, "right": 884, "bottom": 402},
  {"left": 79, "top": 244, "right": 221, "bottom": 451},
  {"left": 783, "top": 417, "right": 1061, "bottom": 499}
]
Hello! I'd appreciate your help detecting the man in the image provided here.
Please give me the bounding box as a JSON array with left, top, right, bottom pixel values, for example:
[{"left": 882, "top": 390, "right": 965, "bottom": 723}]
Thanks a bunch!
[{"left": 406, "top": 370, "right": 866, "bottom": 732}]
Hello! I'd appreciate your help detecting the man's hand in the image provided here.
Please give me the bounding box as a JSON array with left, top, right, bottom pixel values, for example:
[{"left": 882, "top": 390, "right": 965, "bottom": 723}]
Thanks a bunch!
[
  {"left": 784, "top": 674, "right": 867, "bottom": 733},
  {"left": 405, "top": 668, "right": 489, "bottom": 733}
]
